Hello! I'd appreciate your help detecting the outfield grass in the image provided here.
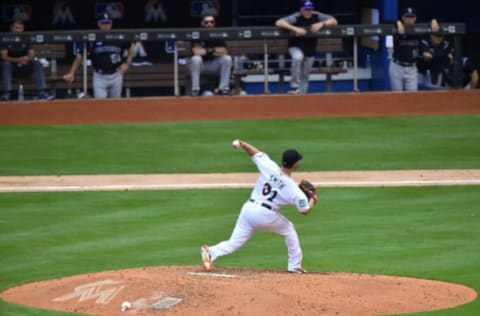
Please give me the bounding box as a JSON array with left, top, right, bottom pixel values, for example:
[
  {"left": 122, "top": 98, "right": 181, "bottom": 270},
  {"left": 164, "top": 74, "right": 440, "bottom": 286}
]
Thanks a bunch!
[
  {"left": 1, "top": 187, "right": 479, "bottom": 315},
  {"left": 0, "top": 114, "right": 479, "bottom": 175},
  {"left": 1, "top": 114, "right": 479, "bottom": 315}
]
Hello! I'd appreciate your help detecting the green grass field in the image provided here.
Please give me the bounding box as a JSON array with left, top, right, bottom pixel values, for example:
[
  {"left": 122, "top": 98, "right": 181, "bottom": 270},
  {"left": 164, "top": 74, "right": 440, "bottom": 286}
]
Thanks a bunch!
[{"left": 1, "top": 114, "right": 480, "bottom": 315}]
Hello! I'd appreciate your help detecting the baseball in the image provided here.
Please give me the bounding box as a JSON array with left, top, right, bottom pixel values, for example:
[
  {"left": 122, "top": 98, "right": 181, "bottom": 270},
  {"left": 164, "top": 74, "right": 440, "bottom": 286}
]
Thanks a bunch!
[
  {"left": 121, "top": 301, "right": 132, "bottom": 312},
  {"left": 232, "top": 139, "right": 241, "bottom": 149}
]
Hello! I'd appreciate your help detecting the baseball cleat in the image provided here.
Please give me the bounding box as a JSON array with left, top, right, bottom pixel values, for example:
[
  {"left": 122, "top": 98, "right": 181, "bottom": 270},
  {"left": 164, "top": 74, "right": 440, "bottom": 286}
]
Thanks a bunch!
[
  {"left": 201, "top": 245, "right": 213, "bottom": 271},
  {"left": 288, "top": 87, "right": 301, "bottom": 95},
  {"left": 288, "top": 267, "right": 307, "bottom": 274}
]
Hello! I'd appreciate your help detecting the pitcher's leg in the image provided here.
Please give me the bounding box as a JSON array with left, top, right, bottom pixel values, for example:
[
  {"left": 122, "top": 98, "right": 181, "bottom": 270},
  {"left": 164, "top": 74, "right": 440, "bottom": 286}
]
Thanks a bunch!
[
  {"left": 209, "top": 215, "right": 254, "bottom": 261},
  {"left": 262, "top": 213, "right": 303, "bottom": 271},
  {"left": 284, "top": 225, "right": 303, "bottom": 270}
]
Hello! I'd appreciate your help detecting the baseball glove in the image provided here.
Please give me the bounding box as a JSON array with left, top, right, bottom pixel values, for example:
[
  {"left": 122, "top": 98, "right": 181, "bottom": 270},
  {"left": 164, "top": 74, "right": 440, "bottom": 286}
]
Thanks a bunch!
[{"left": 299, "top": 179, "right": 317, "bottom": 204}]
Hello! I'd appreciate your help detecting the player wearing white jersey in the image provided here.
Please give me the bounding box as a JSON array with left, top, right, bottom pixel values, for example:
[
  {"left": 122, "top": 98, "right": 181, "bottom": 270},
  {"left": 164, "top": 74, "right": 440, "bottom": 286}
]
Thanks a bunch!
[{"left": 201, "top": 140, "right": 317, "bottom": 273}]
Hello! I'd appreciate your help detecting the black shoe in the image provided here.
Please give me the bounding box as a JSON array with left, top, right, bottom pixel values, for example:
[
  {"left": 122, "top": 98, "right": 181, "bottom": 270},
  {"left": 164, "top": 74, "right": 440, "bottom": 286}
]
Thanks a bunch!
[
  {"left": 1, "top": 92, "right": 10, "bottom": 101},
  {"left": 191, "top": 89, "right": 200, "bottom": 97},
  {"left": 39, "top": 91, "right": 54, "bottom": 100}
]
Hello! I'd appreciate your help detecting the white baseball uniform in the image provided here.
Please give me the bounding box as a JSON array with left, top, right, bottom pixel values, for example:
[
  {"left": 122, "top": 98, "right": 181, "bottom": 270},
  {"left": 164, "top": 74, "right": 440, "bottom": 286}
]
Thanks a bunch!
[{"left": 208, "top": 151, "right": 310, "bottom": 271}]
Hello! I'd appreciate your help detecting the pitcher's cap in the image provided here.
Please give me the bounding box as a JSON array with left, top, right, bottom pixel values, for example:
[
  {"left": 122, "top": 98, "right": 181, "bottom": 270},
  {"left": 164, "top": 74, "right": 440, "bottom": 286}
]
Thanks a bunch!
[{"left": 282, "top": 149, "right": 303, "bottom": 168}]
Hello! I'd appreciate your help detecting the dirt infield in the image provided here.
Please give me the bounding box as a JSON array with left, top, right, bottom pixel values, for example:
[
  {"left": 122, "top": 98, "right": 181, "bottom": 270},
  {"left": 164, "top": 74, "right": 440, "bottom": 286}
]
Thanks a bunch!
[
  {"left": 1, "top": 91, "right": 479, "bottom": 315},
  {"left": 1, "top": 169, "right": 480, "bottom": 192}
]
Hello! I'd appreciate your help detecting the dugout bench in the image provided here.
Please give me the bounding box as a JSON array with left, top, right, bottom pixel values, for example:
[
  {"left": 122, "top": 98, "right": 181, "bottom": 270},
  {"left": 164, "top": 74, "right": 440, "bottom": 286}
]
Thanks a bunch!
[{"left": 174, "top": 38, "right": 347, "bottom": 95}]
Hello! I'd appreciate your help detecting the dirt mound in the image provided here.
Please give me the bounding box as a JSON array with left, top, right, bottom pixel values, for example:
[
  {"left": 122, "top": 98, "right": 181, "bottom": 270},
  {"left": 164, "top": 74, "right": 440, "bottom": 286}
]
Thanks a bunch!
[{"left": 1, "top": 266, "right": 476, "bottom": 316}]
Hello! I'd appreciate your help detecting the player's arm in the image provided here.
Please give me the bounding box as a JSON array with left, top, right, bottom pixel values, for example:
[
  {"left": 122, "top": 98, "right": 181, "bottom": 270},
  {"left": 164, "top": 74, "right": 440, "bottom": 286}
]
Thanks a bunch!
[
  {"left": 235, "top": 140, "right": 259, "bottom": 157},
  {"left": 119, "top": 43, "right": 135, "bottom": 74},
  {"left": 0, "top": 48, "right": 11, "bottom": 62},
  {"left": 311, "top": 14, "right": 338, "bottom": 32},
  {"left": 275, "top": 15, "right": 306, "bottom": 36},
  {"left": 192, "top": 42, "right": 206, "bottom": 56},
  {"left": 420, "top": 39, "right": 433, "bottom": 61},
  {"left": 300, "top": 190, "right": 317, "bottom": 216},
  {"left": 296, "top": 192, "right": 317, "bottom": 216},
  {"left": 213, "top": 46, "right": 228, "bottom": 56},
  {"left": 27, "top": 47, "right": 35, "bottom": 62},
  {"left": 396, "top": 20, "right": 405, "bottom": 34},
  {"left": 0, "top": 48, "right": 25, "bottom": 64},
  {"left": 471, "top": 69, "right": 479, "bottom": 89},
  {"left": 303, "top": 196, "right": 317, "bottom": 215},
  {"left": 63, "top": 54, "right": 82, "bottom": 83},
  {"left": 431, "top": 19, "right": 440, "bottom": 33}
]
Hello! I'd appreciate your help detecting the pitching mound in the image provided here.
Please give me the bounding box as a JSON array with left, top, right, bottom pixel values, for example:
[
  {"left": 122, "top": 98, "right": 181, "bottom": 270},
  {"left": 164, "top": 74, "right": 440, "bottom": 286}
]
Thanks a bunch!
[{"left": 1, "top": 266, "right": 476, "bottom": 316}]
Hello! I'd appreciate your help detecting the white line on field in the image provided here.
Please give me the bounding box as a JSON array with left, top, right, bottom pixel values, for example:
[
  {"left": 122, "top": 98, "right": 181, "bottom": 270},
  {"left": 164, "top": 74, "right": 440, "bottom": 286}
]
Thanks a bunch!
[
  {"left": 187, "top": 272, "right": 236, "bottom": 278},
  {"left": 1, "top": 179, "right": 480, "bottom": 193}
]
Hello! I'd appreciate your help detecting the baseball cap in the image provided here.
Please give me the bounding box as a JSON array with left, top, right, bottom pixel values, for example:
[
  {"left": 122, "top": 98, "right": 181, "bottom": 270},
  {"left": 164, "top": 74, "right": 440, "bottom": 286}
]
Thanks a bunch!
[
  {"left": 402, "top": 7, "right": 416, "bottom": 18},
  {"left": 98, "top": 12, "right": 112, "bottom": 24},
  {"left": 282, "top": 149, "right": 303, "bottom": 168},
  {"left": 301, "top": 0, "right": 314, "bottom": 10}
]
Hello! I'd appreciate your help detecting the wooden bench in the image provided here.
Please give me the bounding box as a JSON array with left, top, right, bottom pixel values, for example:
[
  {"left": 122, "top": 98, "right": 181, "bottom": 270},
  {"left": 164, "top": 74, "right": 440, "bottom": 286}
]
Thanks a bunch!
[
  {"left": 123, "top": 62, "right": 188, "bottom": 97},
  {"left": 225, "top": 38, "right": 347, "bottom": 93}
]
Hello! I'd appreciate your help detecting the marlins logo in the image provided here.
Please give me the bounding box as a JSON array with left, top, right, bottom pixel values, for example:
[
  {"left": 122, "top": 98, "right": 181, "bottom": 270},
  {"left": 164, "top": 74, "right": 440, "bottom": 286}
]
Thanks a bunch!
[
  {"left": 52, "top": 0, "right": 76, "bottom": 25},
  {"left": 145, "top": 0, "right": 168, "bottom": 23}
]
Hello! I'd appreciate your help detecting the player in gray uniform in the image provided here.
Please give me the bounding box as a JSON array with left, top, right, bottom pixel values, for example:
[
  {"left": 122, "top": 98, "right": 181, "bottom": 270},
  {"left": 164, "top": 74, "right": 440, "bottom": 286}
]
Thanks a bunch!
[
  {"left": 188, "top": 15, "right": 232, "bottom": 96},
  {"left": 63, "top": 12, "right": 134, "bottom": 98},
  {"left": 275, "top": 0, "right": 337, "bottom": 94},
  {"left": 389, "top": 7, "right": 439, "bottom": 91},
  {"left": 201, "top": 140, "right": 317, "bottom": 273}
]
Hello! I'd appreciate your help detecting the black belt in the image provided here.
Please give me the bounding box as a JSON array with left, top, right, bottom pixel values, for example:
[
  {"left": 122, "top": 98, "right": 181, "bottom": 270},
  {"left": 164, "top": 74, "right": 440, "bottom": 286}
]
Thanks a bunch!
[
  {"left": 95, "top": 69, "right": 117, "bottom": 75},
  {"left": 248, "top": 198, "right": 272, "bottom": 210},
  {"left": 394, "top": 59, "right": 415, "bottom": 67}
]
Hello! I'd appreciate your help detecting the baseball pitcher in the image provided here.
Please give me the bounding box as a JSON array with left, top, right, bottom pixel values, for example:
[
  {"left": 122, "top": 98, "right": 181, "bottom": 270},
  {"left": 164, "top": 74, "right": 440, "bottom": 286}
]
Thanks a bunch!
[{"left": 201, "top": 140, "right": 317, "bottom": 273}]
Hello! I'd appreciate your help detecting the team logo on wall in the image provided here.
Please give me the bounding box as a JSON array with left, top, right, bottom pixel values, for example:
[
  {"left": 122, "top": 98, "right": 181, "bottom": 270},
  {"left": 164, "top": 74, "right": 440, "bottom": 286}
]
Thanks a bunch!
[
  {"left": 190, "top": 0, "right": 220, "bottom": 17},
  {"left": 144, "top": 0, "right": 168, "bottom": 23},
  {"left": 1, "top": 4, "right": 32, "bottom": 22},
  {"left": 52, "top": 0, "right": 76, "bottom": 25},
  {"left": 95, "top": 2, "right": 124, "bottom": 20}
]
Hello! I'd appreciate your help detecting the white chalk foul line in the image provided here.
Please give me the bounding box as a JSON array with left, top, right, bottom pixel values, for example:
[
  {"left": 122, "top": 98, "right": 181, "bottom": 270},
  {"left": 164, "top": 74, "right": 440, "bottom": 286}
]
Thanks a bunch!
[{"left": 1, "top": 179, "right": 480, "bottom": 193}]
